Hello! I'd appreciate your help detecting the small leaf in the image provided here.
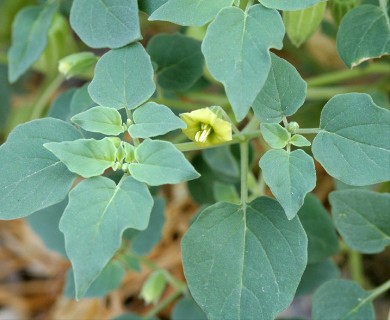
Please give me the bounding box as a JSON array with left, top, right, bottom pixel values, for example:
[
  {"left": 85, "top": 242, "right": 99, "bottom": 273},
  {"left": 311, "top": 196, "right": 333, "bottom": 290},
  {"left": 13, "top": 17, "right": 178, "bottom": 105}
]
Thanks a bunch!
[
  {"left": 71, "top": 106, "right": 124, "bottom": 136},
  {"left": 147, "top": 33, "right": 205, "bottom": 91},
  {"left": 88, "top": 43, "right": 156, "bottom": 110},
  {"left": 128, "top": 102, "right": 186, "bottom": 138},
  {"left": 59, "top": 52, "right": 98, "bottom": 79},
  {"left": 0, "top": 118, "right": 82, "bottom": 219},
  {"left": 182, "top": 198, "right": 307, "bottom": 319},
  {"left": 172, "top": 295, "right": 207, "bottom": 320},
  {"left": 202, "top": 5, "right": 285, "bottom": 121},
  {"left": 149, "top": 0, "right": 234, "bottom": 26},
  {"left": 60, "top": 176, "right": 153, "bottom": 299},
  {"left": 261, "top": 0, "right": 327, "bottom": 10},
  {"left": 260, "top": 123, "right": 291, "bottom": 149},
  {"left": 290, "top": 134, "right": 311, "bottom": 147},
  {"left": 336, "top": 4, "right": 390, "bottom": 68},
  {"left": 312, "top": 280, "right": 375, "bottom": 320},
  {"left": 252, "top": 53, "right": 307, "bottom": 123},
  {"left": 259, "top": 149, "right": 316, "bottom": 219},
  {"left": 298, "top": 194, "right": 339, "bottom": 263},
  {"left": 330, "top": 190, "right": 390, "bottom": 253},
  {"left": 312, "top": 93, "right": 390, "bottom": 186},
  {"left": 8, "top": 2, "right": 58, "bottom": 82},
  {"left": 128, "top": 139, "right": 200, "bottom": 186},
  {"left": 283, "top": 2, "right": 327, "bottom": 47},
  {"left": 70, "top": 0, "right": 141, "bottom": 49},
  {"left": 44, "top": 138, "right": 117, "bottom": 178}
]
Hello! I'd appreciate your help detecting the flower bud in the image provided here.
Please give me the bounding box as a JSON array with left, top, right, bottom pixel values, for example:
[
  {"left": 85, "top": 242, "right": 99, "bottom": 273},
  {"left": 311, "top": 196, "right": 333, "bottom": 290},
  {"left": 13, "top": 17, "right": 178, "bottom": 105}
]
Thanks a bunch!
[
  {"left": 140, "top": 270, "right": 167, "bottom": 305},
  {"left": 59, "top": 52, "right": 98, "bottom": 79},
  {"left": 286, "top": 121, "right": 299, "bottom": 134}
]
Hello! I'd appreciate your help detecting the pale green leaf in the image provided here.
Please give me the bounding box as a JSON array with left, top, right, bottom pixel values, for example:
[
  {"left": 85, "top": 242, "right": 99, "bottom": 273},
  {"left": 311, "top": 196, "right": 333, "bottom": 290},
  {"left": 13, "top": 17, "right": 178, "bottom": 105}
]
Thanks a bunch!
[
  {"left": 147, "top": 33, "right": 205, "bottom": 91},
  {"left": 252, "top": 53, "right": 307, "bottom": 123},
  {"left": 290, "top": 134, "right": 311, "bottom": 147},
  {"left": 312, "top": 93, "right": 390, "bottom": 186},
  {"left": 149, "top": 0, "right": 234, "bottom": 26},
  {"left": 312, "top": 280, "right": 375, "bottom": 320},
  {"left": 0, "top": 118, "right": 82, "bottom": 219},
  {"left": 88, "top": 43, "right": 156, "bottom": 110},
  {"left": 261, "top": 0, "right": 327, "bottom": 11},
  {"left": 60, "top": 176, "right": 153, "bottom": 299},
  {"left": 71, "top": 106, "right": 124, "bottom": 136},
  {"left": 59, "top": 52, "right": 98, "bottom": 79},
  {"left": 44, "top": 137, "right": 117, "bottom": 178},
  {"left": 173, "top": 295, "right": 207, "bottom": 320},
  {"left": 202, "top": 5, "right": 285, "bottom": 121},
  {"left": 298, "top": 194, "right": 339, "bottom": 263},
  {"left": 182, "top": 198, "right": 307, "bottom": 319},
  {"left": 128, "top": 139, "right": 200, "bottom": 186},
  {"left": 70, "top": 0, "right": 141, "bottom": 49},
  {"left": 128, "top": 102, "right": 185, "bottom": 138},
  {"left": 260, "top": 123, "right": 291, "bottom": 149},
  {"left": 8, "top": 2, "right": 57, "bottom": 82},
  {"left": 336, "top": 4, "right": 390, "bottom": 68},
  {"left": 283, "top": 2, "right": 327, "bottom": 47},
  {"left": 330, "top": 190, "right": 390, "bottom": 253},
  {"left": 259, "top": 149, "right": 316, "bottom": 219}
]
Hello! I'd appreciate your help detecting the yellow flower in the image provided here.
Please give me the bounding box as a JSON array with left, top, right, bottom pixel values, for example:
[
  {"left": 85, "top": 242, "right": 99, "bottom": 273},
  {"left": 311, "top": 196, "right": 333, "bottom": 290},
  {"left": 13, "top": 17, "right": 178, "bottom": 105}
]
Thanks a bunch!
[{"left": 180, "top": 107, "right": 232, "bottom": 146}]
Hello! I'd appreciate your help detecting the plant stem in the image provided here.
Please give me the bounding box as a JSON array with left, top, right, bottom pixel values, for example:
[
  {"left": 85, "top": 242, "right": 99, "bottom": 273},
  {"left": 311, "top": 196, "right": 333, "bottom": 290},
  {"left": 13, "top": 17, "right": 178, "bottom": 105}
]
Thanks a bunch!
[
  {"left": 348, "top": 249, "right": 366, "bottom": 288},
  {"left": 296, "top": 128, "right": 320, "bottom": 134},
  {"left": 306, "top": 63, "right": 390, "bottom": 87},
  {"left": 240, "top": 141, "right": 249, "bottom": 210},
  {"left": 143, "top": 289, "right": 183, "bottom": 319},
  {"left": 30, "top": 73, "right": 64, "bottom": 120}
]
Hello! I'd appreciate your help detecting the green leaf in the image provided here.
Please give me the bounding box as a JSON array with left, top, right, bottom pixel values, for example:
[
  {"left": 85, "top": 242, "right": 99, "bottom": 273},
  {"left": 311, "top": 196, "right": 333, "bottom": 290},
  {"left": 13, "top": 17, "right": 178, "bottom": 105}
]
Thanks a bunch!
[
  {"left": 290, "top": 134, "right": 311, "bottom": 147},
  {"left": 26, "top": 198, "right": 67, "bottom": 257},
  {"left": 202, "top": 5, "right": 285, "bottom": 121},
  {"left": 283, "top": 2, "right": 327, "bottom": 47},
  {"left": 149, "top": 0, "right": 234, "bottom": 26},
  {"left": 252, "top": 53, "right": 307, "bottom": 123},
  {"left": 58, "top": 52, "right": 98, "bottom": 79},
  {"left": 312, "top": 93, "right": 390, "bottom": 186},
  {"left": 69, "top": 83, "right": 97, "bottom": 119},
  {"left": 8, "top": 2, "right": 58, "bottom": 82},
  {"left": 312, "top": 279, "right": 375, "bottom": 320},
  {"left": 182, "top": 198, "right": 307, "bottom": 319},
  {"left": 70, "top": 0, "right": 141, "bottom": 49},
  {"left": 261, "top": 0, "right": 327, "bottom": 10},
  {"left": 336, "top": 4, "right": 390, "bottom": 68},
  {"left": 88, "top": 43, "right": 156, "bottom": 110},
  {"left": 60, "top": 176, "right": 153, "bottom": 299},
  {"left": 296, "top": 259, "right": 340, "bottom": 295},
  {"left": 0, "top": 64, "right": 10, "bottom": 129},
  {"left": 138, "top": 0, "right": 167, "bottom": 16},
  {"left": 71, "top": 106, "right": 124, "bottom": 136},
  {"left": 213, "top": 182, "right": 240, "bottom": 204},
  {"left": 172, "top": 295, "right": 207, "bottom": 320},
  {"left": 0, "top": 118, "right": 82, "bottom": 219},
  {"left": 260, "top": 123, "right": 291, "bottom": 149},
  {"left": 259, "top": 149, "right": 316, "bottom": 219},
  {"left": 48, "top": 88, "right": 77, "bottom": 121},
  {"left": 202, "top": 146, "right": 240, "bottom": 179},
  {"left": 64, "top": 260, "right": 126, "bottom": 298},
  {"left": 298, "top": 194, "right": 339, "bottom": 263},
  {"left": 128, "top": 139, "right": 200, "bottom": 186},
  {"left": 128, "top": 102, "right": 186, "bottom": 138},
  {"left": 147, "top": 33, "right": 205, "bottom": 91},
  {"left": 330, "top": 190, "right": 390, "bottom": 253},
  {"left": 44, "top": 137, "right": 117, "bottom": 178}
]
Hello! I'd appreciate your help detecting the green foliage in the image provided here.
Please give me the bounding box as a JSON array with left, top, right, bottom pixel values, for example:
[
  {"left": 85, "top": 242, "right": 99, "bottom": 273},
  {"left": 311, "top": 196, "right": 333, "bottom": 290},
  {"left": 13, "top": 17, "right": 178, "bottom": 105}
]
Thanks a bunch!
[
  {"left": 172, "top": 295, "right": 207, "bottom": 320},
  {"left": 260, "top": 123, "right": 291, "bottom": 149},
  {"left": 261, "top": 0, "right": 327, "bottom": 10},
  {"left": 0, "top": 64, "right": 10, "bottom": 129}
]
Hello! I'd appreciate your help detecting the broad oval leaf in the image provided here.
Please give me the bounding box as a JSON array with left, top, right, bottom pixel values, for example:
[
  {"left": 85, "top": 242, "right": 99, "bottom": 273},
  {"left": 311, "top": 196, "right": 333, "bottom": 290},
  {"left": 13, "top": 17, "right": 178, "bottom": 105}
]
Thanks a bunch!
[
  {"left": 261, "top": 0, "right": 327, "bottom": 11},
  {"left": 128, "top": 102, "right": 186, "bottom": 138},
  {"left": 88, "top": 43, "right": 156, "bottom": 110},
  {"left": 172, "top": 295, "right": 207, "bottom": 320},
  {"left": 149, "top": 0, "right": 234, "bottom": 26},
  {"left": 182, "top": 198, "right": 307, "bottom": 320},
  {"left": 60, "top": 176, "right": 153, "bottom": 299},
  {"left": 312, "top": 93, "right": 390, "bottom": 186},
  {"left": 8, "top": 2, "right": 57, "bottom": 82},
  {"left": 71, "top": 106, "right": 124, "bottom": 136},
  {"left": 70, "top": 0, "right": 141, "bottom": 49},
  {"left": 202, "top": 5, "right": 285, "bottom": 121},
  {"left": 252, "top": 53, "right": 307, "bottom": 123},
  {"left": 259, "top": 149, "right": 316, "bottom": 219},
  {"left": 260, "top": 123, "right": 291, "bottom": 149},
  {"left": 330, "top": 190, "right": 390, "bottom": 253},
  {"left": 336, "top": 4, "right": 390, "bottom": 68},
  {"left": 147, "top": 33, "right": 205, "bottom": 91},
  {"left": 0, "top": 118, "right": 82, "bottom": 219},
  {"left": 312, "top": 279, "right": 375, "bottom": 320},
  {"left": 283, "top": 2, "right": 327, "bottom": 47},
  {"left": 128, "top": 139, "right": 200, "bottom": 186},
  {"left": 44, "top": 138, "right": 117, "bottom": 178},
  {"left": 298, "top": 194, "right": 339, "bottom": 263}
]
